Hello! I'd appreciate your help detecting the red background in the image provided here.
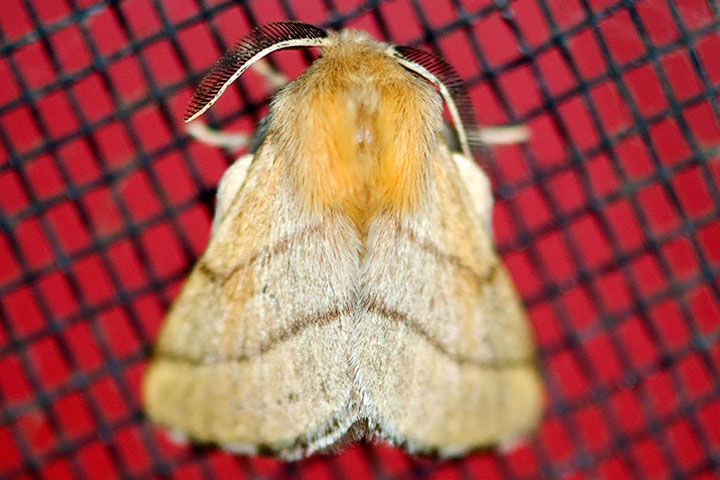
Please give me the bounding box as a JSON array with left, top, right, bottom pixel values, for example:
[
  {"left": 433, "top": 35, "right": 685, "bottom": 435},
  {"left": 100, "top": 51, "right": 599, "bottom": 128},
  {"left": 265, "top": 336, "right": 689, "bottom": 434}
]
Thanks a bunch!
[{"left": 1, "top": 0, "right": 720, "bottom": 479}]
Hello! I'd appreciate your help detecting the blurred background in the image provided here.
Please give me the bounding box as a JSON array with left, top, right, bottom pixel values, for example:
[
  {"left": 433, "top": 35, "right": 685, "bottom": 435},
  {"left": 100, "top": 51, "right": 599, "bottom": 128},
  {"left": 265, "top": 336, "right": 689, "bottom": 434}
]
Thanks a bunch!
[{"left": 1, "top": 0, "right": 719, "bottom": 478}]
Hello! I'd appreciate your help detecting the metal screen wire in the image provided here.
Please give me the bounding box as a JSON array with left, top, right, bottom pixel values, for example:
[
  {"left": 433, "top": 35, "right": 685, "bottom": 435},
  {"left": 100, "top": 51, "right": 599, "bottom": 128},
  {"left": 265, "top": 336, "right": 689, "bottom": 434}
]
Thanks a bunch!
[{"left": 1, "top": 0, "right": 719, "bottom": 478}]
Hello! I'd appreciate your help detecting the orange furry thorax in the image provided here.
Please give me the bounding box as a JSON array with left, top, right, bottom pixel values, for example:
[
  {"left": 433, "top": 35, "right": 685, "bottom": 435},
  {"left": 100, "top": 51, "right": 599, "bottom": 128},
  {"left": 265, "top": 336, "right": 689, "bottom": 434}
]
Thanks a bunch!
[{"left": 267, "top": 30, "right": 444, "bottom": 227}]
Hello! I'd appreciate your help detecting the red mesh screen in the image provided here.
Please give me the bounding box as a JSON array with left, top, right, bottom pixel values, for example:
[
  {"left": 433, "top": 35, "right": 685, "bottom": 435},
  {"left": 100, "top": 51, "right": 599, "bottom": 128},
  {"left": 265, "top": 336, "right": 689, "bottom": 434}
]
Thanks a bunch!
[{"left": 1, "top": 0, "right": 719, "bottom": 478}]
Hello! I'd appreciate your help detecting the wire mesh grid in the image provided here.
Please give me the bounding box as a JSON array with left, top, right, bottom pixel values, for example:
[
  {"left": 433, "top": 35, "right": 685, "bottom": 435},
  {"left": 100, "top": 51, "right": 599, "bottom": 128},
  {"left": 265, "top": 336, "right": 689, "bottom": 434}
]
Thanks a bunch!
[{"left": 0, "top": 0, "right": 719, "bottom": 478}]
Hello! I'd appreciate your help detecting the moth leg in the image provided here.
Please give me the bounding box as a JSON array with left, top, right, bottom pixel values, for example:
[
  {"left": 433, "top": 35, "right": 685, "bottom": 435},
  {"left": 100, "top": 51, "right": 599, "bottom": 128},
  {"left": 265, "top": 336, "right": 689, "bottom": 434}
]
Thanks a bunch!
[
  {"left": 211, "top": 153, "right": 254, "bottom": 234},
  {"left": 186, "top": 122, "right": 250, "bottom": 150},
  {"left": 252, "top": 59, "right": 289, "bottom": 90},
  {"left": 185, "top": 60, "right": 285, "bottom": 151},
  {"left": 451, "top": 152, "right": 493, "bottom": 236},
  {"left": 442, "top": 123, "right": 529, "bottom": 154},
  {"left": 471, "top": 124, "right": 529, "bottom": 145}
]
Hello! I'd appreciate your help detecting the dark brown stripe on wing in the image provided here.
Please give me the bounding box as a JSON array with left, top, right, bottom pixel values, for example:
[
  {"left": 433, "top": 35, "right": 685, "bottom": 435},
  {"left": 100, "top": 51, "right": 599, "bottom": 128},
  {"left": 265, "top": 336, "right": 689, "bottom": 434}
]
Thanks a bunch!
[
  {"left": 197, "top": 220, "right": 494, "bottom": 288},
  {"left": 158, "top": 303, "right": 351, "bottom": 364},
  {"left": 397, "top": 223, "right": 499, "bottom": 285},
  {"left": 362, "top": 296, "right": 529, "bottom": 369},
  {"left": 158, "top": 299, "right": 529, "bottom": 369},
  {"left": 196, "top": 224, "right": 324, "bottom": 286}
]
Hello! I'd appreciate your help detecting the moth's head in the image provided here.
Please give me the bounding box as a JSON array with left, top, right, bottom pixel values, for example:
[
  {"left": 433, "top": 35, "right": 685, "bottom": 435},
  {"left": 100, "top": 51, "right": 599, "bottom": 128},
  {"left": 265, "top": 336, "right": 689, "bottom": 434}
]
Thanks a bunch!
[
  {"left": 321, "top": 28, "right": 391, "bottom": 59},
  {"left": 304, "top": 29, "right": 406, "bottom": 85},
  {"left": 183, "top": 21, "right": 477, "bottom": 159},
  {"left": 327, "top": 28, "right": 384, "bottom": 47}
]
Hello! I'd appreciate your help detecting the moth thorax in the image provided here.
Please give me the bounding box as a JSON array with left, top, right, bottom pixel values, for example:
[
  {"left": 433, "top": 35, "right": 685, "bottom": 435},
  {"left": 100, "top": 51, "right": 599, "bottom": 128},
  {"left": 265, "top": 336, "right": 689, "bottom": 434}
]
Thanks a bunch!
[{"left": 282, "top": 59, "right": 441, "bottom": 227}]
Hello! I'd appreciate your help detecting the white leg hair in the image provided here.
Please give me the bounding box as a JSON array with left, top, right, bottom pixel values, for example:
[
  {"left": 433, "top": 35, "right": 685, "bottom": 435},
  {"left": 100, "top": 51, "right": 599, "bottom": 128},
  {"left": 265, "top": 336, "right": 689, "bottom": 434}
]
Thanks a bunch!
[
  {"left": 252, "top": 59, "right": 289, "bottom": 90},
  {"left": 471, "top": 124, "right": 530, "bottom": 145},
  {"left": 186, "top": 122, "right": 249, "bottom": 150}
]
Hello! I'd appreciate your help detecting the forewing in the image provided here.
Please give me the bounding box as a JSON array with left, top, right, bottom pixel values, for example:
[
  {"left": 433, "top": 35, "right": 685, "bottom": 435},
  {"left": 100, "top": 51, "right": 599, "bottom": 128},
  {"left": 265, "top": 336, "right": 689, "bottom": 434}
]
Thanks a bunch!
[
  {"left": 355, "top": 145, "right": 542, "bottom": 455},
  {"left": 143, "top": 143, "right": 360, "bottom": 458}
]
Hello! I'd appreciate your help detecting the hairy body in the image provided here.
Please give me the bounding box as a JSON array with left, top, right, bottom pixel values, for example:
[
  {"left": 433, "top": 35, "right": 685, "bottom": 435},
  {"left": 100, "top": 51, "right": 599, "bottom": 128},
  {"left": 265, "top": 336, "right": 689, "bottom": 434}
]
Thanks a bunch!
[{"left": 143, "top": 26, "right": 542, "bottom": 459}]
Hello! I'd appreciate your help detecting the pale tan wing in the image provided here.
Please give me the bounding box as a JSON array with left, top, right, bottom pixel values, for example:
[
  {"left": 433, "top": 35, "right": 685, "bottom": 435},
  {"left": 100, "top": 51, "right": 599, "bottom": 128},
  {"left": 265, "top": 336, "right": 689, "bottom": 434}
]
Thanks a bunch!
[
  {"left": 143, "top": 142, "right": 360, "bottom": 458},
  {"left": 354, "top": 145, "right": 542, "bottom": 455}
]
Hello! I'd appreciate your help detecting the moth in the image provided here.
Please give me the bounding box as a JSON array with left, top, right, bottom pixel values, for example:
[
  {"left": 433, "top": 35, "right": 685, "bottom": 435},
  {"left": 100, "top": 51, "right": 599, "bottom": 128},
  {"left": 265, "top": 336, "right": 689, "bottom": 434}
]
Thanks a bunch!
[{"left": 143, "top": 21, "right": 543, "bottom": 459}]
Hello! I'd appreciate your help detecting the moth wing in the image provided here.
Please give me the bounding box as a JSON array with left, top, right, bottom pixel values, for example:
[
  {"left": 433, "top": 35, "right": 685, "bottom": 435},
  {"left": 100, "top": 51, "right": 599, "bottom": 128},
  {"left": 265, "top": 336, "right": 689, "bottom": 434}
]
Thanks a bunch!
[
  {"left": 143, "top": 144, "right": 359, "bottom": 458},
  {"left": 356, "top": 146, "right": 543, "bottom": 455}
]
